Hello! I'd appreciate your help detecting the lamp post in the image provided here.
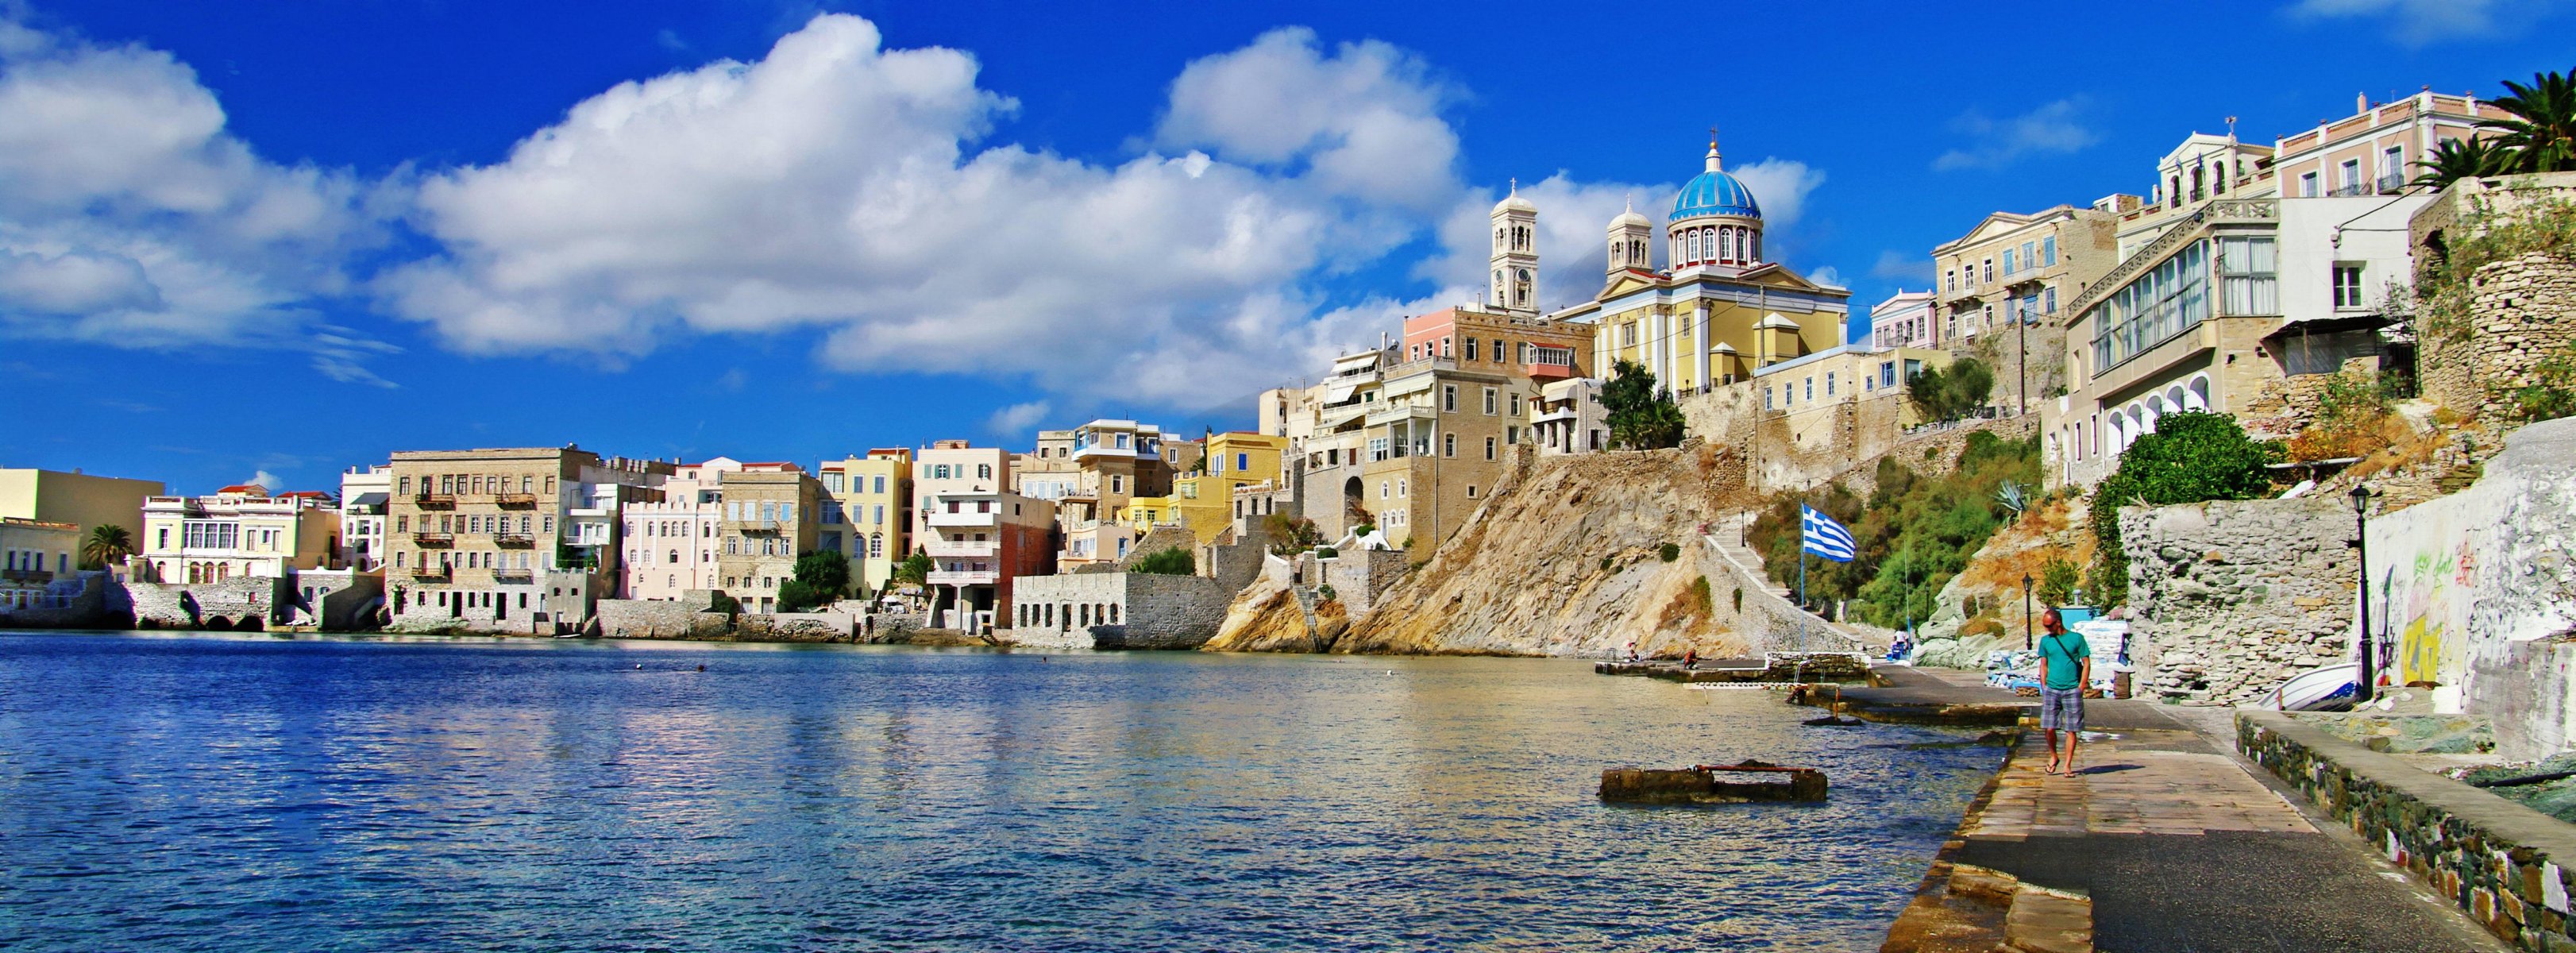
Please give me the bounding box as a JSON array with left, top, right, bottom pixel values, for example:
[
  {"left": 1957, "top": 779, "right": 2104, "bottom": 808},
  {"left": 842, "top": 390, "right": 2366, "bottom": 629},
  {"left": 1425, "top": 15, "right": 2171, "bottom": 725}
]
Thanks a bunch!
[
  {"left": 2022, "top": 572, "right": 2036, "bottom": 650},
  {"left": 2350, "top": 484, "right": 2376, "bottom": 704}
]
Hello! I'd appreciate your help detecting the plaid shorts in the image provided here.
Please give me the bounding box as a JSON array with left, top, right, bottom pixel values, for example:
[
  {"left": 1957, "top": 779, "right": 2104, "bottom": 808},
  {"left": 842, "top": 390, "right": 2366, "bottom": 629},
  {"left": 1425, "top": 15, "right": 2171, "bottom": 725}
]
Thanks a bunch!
[{"left": 2039, "top": 686, "right": 2084, "bottom": 733}]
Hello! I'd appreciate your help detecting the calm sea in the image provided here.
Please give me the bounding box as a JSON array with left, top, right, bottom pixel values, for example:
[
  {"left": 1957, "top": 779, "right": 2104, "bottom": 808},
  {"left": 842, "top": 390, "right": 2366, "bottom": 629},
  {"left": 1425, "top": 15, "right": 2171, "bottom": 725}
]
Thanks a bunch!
[{"left": 0, "top": 631, "right": 1997, "bottom": 951}]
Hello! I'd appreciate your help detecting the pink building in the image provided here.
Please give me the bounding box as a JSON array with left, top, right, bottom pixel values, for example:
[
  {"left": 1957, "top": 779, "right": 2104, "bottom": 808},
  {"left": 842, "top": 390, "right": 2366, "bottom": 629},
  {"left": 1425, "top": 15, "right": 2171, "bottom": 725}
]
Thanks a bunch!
[{"left": 619, "top": 457, "right": 733, "bottom": 600}]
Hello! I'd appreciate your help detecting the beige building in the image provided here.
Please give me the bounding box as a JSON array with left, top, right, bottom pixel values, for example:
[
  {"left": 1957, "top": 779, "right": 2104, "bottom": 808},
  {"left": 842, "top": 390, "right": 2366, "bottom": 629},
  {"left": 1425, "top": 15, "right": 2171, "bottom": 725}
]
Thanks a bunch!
[
  {"left": 0, "top": 467, "right": 165, "bottom": 546},
  {"left": 819, "top": 449, "right": 912, "bottom": 595},
  {"left": 384, "top": 446, "right": 671, "bottom": 631},
  {"left": 913, "top": 440, "right": 1055, "bottom": 631},
  {"left": 1930, "top": 205, "right": 2120, "bottom": 412},
  {"left": 713, "top": 463, "right": 822, "bottom": 614},
  {"left": 2, "top": 517, "right": 79, "bottom": 607},
  {"left": 1529, "top": 377, "right": 1607, "bottom": 456},
  {"left": 1015, "top": 420, "right": 1180, "bottom": 565},
  {"left": 139, "top": 485, "right": 339, "bottom": 583},
  {"left": 2111, "top": 133, "right": 2279, "bottom": 260}
]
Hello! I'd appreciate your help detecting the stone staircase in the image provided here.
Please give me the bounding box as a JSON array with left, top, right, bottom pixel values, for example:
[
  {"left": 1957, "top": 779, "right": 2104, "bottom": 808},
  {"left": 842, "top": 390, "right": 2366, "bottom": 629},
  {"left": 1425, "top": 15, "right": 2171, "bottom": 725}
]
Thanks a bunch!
[{"left": 1705, "top": 511, "right": 1866, "bottom": 651}]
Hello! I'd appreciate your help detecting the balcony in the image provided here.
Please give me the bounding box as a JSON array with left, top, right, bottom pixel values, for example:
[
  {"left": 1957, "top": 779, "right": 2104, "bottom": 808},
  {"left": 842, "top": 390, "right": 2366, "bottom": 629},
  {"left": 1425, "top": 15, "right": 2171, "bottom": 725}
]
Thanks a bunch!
[
  {"left": 495, "top": 492, "right": 538, "bottom": 509},
  {"left": 413, "top": 493, "right": 456, "bottom": 509},
  {"left": 1, "top": 569, "right": 52, "bottom": 584},
  {"left": 923, "top": 539, "right": 1000, "bottom": 558},
  {"left": 2377, "top": 172, "right": 2409, "bottom": 195},
  {"left": 925, "top": 507, "right": 1001, "bottom": 528},
  {"left": 493, "top": 568, "right": 533, "bottom": 583},
  {"left": 926, "top": 569, "right": 1000, "bottom": 586},
  {"left": 494, "top": 533, "right": 534, "bottom": 548},
  {"left": 412, "top": 565, "right": 451, "bottom": 581},
  {"left": 727, "top": 519, "right": 784, "bottom": 534},
  {"left": 412, "top": 531, "right": 454, "bottom": 547},
  {"left": 1525, "top": 361, "right": 1574, "bottom": 381}
]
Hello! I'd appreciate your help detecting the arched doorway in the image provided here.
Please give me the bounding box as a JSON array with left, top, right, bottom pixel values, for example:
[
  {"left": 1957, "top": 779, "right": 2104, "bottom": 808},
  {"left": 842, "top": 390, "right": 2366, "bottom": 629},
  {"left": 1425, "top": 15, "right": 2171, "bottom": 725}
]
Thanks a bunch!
[{"left": 1343, "top": 476, "right": 1364, "bottom": 528}]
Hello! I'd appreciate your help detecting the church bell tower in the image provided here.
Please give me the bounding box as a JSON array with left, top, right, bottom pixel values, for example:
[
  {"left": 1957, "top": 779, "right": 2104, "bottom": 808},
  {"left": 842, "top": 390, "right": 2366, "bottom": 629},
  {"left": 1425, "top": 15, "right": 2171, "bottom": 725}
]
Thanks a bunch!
[{"left": 1490, "top": 180, "right": 1539, "bottom": 315}]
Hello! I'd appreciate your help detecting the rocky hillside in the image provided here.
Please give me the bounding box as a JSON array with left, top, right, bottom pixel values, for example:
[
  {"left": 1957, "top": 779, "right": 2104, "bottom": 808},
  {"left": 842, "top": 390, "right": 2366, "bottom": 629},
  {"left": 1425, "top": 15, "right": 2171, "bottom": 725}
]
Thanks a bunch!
[{"left": 1205, "top": 446, "right": 1787, "bottom": 658}]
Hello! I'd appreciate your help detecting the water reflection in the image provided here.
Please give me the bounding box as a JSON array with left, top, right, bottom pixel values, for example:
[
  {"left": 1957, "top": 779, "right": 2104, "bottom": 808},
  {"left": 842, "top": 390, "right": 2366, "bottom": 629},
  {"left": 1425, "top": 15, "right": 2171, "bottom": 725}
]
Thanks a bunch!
[{"left": 0, "top": 632, "right": 1996, "bottom": 951}]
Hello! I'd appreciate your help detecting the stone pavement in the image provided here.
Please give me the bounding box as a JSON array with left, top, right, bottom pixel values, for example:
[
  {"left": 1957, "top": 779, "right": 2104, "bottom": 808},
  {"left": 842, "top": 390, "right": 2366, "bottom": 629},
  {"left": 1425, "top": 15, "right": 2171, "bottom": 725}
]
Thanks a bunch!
[{"left": 1878, "top": 667, "right": 2512, "bottom": 952}]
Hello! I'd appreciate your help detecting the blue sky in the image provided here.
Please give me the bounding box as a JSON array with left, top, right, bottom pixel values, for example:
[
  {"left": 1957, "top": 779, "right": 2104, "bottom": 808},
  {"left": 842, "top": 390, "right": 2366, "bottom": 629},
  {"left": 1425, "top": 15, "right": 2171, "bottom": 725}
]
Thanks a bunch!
[{"left": 2, "top": 0, "right": 2567, "bottom": 494}]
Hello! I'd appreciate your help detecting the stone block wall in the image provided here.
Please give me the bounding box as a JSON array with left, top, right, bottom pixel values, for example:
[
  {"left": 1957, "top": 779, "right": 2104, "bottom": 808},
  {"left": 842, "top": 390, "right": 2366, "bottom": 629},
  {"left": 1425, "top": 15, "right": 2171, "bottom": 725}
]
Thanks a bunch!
[
  {"left": 129, "top": 577, "right": 290, "bottom": 629},
  {"left": 1318, "top": 549, "right": 1409, "bottom": 615},
  {"left": 1008, "top": 570, "right": 1235, "bottom": 650},
  {"left": 0, "top": 572, "right": 114, "bottom": 629},
  {"left": 597, "top": 597, "right": 730, "bottom": 639},
  {"left": 1111, "top": 573, "right": 1233, "bottom": 649},
  {"left": 2119, "top": 496, "right": 2357, "bottom": 705},
  {"left": 2240, "top": 711, "right": 2576, "bottom": 950},
  {"left": 2422, "top": 251, "right": 2576, "bottom": 421}
]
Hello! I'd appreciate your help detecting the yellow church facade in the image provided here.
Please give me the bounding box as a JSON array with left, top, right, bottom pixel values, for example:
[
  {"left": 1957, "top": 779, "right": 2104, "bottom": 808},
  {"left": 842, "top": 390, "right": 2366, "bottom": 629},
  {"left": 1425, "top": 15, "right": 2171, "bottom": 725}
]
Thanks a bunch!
[{"left": 1553, "top": 141, "right": 1850, "bottom": 392}]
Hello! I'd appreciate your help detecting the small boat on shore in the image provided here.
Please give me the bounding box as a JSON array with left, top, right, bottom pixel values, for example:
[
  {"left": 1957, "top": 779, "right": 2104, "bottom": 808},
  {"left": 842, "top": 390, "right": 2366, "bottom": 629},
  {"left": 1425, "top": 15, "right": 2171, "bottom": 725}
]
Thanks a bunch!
[{"left": 2260, "top": 662, "right": 2359, "bottom": 712}]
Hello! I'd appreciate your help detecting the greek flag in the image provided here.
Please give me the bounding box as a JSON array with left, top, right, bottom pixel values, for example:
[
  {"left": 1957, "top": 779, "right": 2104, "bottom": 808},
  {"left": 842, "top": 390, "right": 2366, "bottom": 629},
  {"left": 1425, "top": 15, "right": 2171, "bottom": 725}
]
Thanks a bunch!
[{"left": 1801, "top": 505, "right": 1857, "bottom": 563}]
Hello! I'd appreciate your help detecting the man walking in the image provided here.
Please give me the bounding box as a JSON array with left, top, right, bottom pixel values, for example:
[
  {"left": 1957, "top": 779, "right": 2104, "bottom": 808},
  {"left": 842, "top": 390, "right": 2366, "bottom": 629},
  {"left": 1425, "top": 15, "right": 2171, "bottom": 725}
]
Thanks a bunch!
[{"left": 2037, "top": 608, "right": 2090, "bottom": 776}]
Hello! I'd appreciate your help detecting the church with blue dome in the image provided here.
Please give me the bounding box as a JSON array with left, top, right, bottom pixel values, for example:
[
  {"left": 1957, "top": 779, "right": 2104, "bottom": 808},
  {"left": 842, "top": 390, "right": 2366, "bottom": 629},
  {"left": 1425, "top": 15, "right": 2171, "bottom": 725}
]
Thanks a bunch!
[{"left": 1552, "top": 137, "right": 1853, "bottom": 399}]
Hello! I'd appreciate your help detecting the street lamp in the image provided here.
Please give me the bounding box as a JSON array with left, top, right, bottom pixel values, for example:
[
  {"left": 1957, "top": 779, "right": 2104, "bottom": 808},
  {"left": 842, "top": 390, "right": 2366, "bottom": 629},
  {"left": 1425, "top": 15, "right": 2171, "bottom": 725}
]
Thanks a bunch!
[
  {"left": 2022, "top": 572, "right": 2036, "bottom": 650},
  {"left": 2350, "top": 484, "right": 2376, "bottom": 704}
]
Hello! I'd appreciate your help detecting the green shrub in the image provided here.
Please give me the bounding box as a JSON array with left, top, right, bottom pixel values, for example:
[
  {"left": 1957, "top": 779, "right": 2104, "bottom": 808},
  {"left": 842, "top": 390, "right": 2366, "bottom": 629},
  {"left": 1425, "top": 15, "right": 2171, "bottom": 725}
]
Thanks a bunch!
[
  {"left": 1600, "top": 554, "right": 1616, "bottom": 572},
  {"left": 1657, "top": 542, "right": 1682, "bottom": 562},
  {"left": 1746, "top": 432, "right": 2040, "bottom": 628},
  {"left": 776, "top": 579, "right": 827, "bottom": 613},
  {"left": 1131, "top": 547, "right": 1196, "bottom": 575},
  {"left": 2038, "top": 557, "right": 2080, "bottom": 608},
  {"left": 1314, "top": 546, "right": 1338, "bottom": 559},
  {"left": 1605, "top": 359, "right": 1687, "bottom": 449},
  {"left": 2088, "top": 411, "right": 2282, "bottom": 608}
]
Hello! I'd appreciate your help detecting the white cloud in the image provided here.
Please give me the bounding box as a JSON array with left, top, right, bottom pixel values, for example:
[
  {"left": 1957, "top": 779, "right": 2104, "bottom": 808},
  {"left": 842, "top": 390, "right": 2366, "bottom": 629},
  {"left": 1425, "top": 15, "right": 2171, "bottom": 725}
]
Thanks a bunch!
[
  {"left": 244, "top": 469, "right": 282, "bottom": 490},
  {"left": 1154, "top": 27, "right": 1459, "bottom": 212},
  {"left": 1727, "top": 159, "right": 1824, "bottom": 231},
  {"left": 1807, "top": 266, "right": 1845, "bottom": 288},
  {"left": 1933, "top": 99, "right": 2099, "bottom": 172},
  {"left": 1870, "top": 249, "right": 1933, "bottom": 284},
  {"left": 984, "top": 399, "right": 1051, "bottom": 437},
  {"left": 380, "top": 14, "right": 1466, "bottom": 410},
  {"left": 0, "top": 17, "right": 394, "bottom": 378},
  {"left": 2286, "top": 0, "right": 2554, "bottom": 44}
]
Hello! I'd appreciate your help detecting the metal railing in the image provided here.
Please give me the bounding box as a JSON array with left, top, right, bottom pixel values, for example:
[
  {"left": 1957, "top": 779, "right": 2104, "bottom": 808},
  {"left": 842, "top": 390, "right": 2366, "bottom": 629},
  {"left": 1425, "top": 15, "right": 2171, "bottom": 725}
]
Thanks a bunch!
[
  {"left": 494, "top": 534, "right": 534, "bottom": 548},
  {"left": 413, "top": 493, "right": 456, "bottom": 508},
  {"left": 412, "top": 531, "right": 454, "bottom": 546},
  {"left": 495, "top": 493, "right": 538, "bottom": 508}
]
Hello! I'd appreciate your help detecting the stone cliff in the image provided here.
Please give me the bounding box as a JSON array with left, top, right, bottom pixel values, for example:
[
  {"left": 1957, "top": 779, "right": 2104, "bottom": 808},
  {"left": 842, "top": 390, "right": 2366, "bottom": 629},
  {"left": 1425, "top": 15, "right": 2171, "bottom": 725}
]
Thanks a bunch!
[{"left": 1206, "top": 446, "right": 1799, "bottom": 658}]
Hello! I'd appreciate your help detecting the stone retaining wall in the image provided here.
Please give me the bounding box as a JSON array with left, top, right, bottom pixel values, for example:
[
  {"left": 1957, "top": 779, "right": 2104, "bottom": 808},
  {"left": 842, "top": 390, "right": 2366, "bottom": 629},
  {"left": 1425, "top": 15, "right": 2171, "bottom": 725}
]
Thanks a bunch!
[
  {"left": 129, "top": 577, "right": 289, "bottom": 629},
  {"left": 1318, "top": 549, "right": 1408, "bottom": 615},
  {"left": 2119, "top": 496, "right": 2356, "bottom": 705},
  {"left": 597, "top": 596, "right": 729, "bottom": 639},
  {"left": 1008, "top": 571, "right": 1236, "bottom": 650},
  {"left": 2423, "top": 251, "right": 2576, "bottom": 421},
  {"left": 2240, "top": 710, "right": 2576, "bottom": 950}
]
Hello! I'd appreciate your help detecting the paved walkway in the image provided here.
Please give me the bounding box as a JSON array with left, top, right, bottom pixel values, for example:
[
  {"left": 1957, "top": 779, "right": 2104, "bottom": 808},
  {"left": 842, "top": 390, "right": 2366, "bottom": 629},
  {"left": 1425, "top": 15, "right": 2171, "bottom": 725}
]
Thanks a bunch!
[{"left": 1880, "top": 667, "right": 2512, "bottom": 952}]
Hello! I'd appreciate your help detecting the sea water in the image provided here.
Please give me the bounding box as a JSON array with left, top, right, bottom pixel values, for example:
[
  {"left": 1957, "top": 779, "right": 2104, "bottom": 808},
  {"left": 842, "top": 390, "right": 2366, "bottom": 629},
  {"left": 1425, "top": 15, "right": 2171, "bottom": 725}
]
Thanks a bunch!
[{"left": 0, "top": 631, "right": 1998, "bottom": 951}]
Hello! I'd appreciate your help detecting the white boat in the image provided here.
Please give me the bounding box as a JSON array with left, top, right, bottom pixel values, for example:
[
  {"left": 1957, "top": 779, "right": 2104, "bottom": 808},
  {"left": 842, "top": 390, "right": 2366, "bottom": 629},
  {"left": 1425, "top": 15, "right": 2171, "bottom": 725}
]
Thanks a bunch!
[{"left": 2260, "top": 662, "right": 2360, "bottom": 712}]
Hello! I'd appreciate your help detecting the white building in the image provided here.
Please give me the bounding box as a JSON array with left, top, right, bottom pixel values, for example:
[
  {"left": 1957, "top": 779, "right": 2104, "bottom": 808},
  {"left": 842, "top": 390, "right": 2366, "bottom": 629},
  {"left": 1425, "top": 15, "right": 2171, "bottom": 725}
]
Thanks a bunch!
[
  {"left": 621, "top": 458, "right": 731, "bottom": 600},
  {"left": 337, "top": 465, "right": 391, "bottom": 571},
  {"left": 1529, "top": 378, "right": 1608, "bottom": 455},
  {"left": 140, "top": 485, "right": 339, "bottom": 583},
  {"left": 1871, "top": 290, "right": 1937, "bottom": 350}
]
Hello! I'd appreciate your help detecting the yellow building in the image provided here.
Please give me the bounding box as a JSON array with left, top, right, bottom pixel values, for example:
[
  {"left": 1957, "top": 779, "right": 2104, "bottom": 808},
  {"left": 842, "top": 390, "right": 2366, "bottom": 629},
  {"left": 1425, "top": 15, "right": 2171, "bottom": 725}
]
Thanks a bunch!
[
  {"left": 819, "top": 449, "right": 912, "bottom": 595},
  {"left": 1124, "top": 431, "right": 1286, "bottom": 543},
  {"left": 1557, "top": 140, "right": 1849, "bottom": 391},
  {"left": 0, "top": 467, "right": 166, "bottom": 547}
]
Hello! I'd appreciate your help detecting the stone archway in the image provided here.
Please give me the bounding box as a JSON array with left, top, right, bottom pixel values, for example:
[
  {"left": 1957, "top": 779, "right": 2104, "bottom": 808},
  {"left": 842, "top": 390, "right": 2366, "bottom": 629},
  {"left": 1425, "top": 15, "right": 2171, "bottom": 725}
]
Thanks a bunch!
[{"left": 1343, "top": 476, "right": 1364, "bottom": 527}]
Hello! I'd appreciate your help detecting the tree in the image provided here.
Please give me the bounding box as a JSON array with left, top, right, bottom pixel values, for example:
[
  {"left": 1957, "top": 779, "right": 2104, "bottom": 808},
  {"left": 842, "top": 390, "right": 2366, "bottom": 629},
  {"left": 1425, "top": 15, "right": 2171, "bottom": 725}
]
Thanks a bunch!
[
  {"left": 1263, "top": 512, "right": 1324, "bottom": 554},
  {"left": 776, "top": 579, "right": 826, "bottom": 613},
  {"left": 1602, "top": 359, "right": 1687, "bottom": 449},
  {"left": 2410, "top": 136, "right": 2516, "bottom": 191},
  {"left": 792, "top": 550, "right": 851, "bottom": 595},
  {"left": 79, "top": 525, "right": 133, "bottom": 571},
  {"left": 1130, "top": 547, "right": 1196, "bottom": 575},
  {"left": 2037, "top": 557, "right": 2080, "bottom": 608},
  {"left": 2088, "top": 411, "right": 2283, "bottom": 608},
  {"left": 1905, "top": 357, "right": 1997, "bottom": 423},
  {"left": 2485, "top": 68, "right": 2576, "bottom": 174},
  {"left": 893, "top": 551, "right": 932, "bottom": 585}
]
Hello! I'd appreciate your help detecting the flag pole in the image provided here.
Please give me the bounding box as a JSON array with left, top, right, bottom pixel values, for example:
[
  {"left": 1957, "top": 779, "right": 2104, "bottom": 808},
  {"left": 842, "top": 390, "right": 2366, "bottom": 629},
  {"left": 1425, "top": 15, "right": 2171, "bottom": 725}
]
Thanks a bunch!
[{"left": 1798, "top": 502, "right": 1810, "bottom": 684}]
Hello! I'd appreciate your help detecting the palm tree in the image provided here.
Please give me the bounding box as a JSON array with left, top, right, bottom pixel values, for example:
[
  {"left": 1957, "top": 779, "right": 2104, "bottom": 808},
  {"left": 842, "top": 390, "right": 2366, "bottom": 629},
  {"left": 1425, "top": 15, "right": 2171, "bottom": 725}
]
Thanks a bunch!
[
  {"left": 79, "top": 525, "right": 133, "bottom": 570},
  {"left": 2483, "top": 68, "right": 2576, "bottom": 173},
  {"left": 2409, "top": 136, "right": 2516, "bottom": 191}
]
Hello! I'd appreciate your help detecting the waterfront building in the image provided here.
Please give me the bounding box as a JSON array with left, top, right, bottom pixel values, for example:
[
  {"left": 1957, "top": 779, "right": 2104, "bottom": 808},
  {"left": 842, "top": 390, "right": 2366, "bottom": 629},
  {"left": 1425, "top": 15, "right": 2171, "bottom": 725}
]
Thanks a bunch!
[
  {"left": 713, "top": 462, "right": 821, "bottom": 614},
  {"left": 912, "top": 440, "right": 1055, "bottom": 631},
  {"left": 1, "top": 517, "right": 79, "bottom": 608},
  {"left": 1869, "top": 291, "right": 1936, "bottom": 351},
  {"left": 1929, "top": 206, "right": 2120, "bottom": 412},
  {"left": 0, "top": 467, "right": 165, "bottom": 547},
  {"left": 337, "top": 465, "right": 391, "bottom": 571},
  {"left": 621, "top": 457, "right": 731, "bottom": 601},
  {"left": 1558, "top": 140, "right": 1850, "bottom": 395},
  {"left": 818, "top": 449, "right": 912, "bottom": 596},
  {"left": 138, "top": 485, "right": 339, "bottom": 583},
  {"left": 384, "top": 446, "right": 671, "bottom": 631},
  {"left": 2272, "top": 90, "right": 2509, "bottom": 201}
]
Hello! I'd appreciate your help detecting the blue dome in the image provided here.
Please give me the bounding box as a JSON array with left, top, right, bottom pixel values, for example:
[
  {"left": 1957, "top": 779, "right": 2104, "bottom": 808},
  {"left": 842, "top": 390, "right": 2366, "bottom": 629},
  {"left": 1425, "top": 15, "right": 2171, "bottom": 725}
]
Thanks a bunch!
[{"left": 1672, "top": 169, "right": 1761, "bottom": 220}]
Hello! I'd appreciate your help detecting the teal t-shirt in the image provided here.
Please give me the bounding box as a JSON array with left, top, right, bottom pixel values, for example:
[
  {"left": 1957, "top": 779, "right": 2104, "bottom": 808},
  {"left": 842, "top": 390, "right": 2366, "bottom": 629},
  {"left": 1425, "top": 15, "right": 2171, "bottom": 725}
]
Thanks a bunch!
[{"left": 2038, "top": 631, "right": 2090, "bottom": 690}]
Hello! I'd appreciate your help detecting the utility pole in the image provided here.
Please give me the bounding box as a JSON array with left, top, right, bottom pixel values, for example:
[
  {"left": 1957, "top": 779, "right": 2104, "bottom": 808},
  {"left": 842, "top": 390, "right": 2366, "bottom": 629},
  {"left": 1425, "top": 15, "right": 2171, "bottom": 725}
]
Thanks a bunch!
[{"left": 2017, "top": 296, "right": 2028, "bottom": 417}]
